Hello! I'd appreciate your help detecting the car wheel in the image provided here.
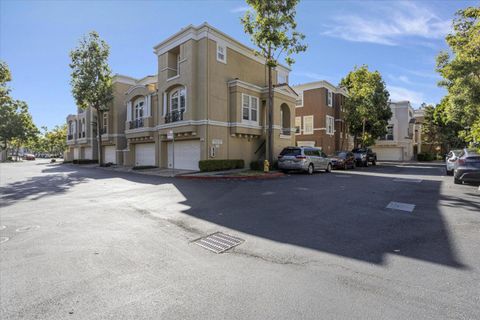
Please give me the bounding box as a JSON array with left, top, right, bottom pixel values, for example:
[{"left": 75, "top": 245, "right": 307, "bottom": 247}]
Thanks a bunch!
[
  {"left": 372, "top": 159, "right": 376, "bottom": 166},
  {"left": 307, "top": 163, "right": 314, "bottom": 175},
  {"left": 326, "top": 163, "right": 332, "bottom": 173},
  {"left": 364, "top": 160, "right": 369, "bottom": 167},
  {"left": 454, "top": 176, "right": 462, "bottom": 184}
]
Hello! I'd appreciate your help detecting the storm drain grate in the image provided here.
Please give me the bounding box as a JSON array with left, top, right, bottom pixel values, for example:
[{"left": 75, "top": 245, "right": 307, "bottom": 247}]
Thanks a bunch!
[
  {"left": 393, "top": 178, "right": 423, "bottom": 183},
  {"left": 386, "top": 201, "right": 415, "bottom": 212},
  {"left": 194, "top": 232, "right": 244, "bottom": 254}
]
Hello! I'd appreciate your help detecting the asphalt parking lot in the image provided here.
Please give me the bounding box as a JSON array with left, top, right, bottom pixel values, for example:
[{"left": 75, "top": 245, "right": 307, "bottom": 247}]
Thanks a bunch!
[{"left": 1, "top": 159, "right": 479, "bottom": 319}]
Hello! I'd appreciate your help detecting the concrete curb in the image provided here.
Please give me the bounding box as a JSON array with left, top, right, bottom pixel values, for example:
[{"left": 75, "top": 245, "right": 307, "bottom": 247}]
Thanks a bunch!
[{"left": 176, "top": 171, "right": 285, "bottom": 180}]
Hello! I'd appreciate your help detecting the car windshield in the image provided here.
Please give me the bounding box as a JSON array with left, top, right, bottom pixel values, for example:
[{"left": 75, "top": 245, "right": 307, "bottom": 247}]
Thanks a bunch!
[
  {"left": 335, "top": 152, "right": 347, "bottom": 157},
  {"left": 280, "top": 148, "right": 301, "bottom": 156},
  {"left": 352, "top": 148, "right": 365, "bottom": 153}
]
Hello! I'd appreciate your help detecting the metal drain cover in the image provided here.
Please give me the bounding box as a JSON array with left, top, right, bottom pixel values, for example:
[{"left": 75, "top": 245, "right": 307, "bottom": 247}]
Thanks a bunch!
[
  {"left": 386, "top": 201, "right": 415, "bottom": 212},
  {"left": 194, "top": 232, "right": 244, "bottom": 253}
]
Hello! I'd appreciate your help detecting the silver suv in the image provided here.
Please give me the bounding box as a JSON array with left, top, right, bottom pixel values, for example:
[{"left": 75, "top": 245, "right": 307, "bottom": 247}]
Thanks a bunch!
[{"left": 278, "top": 146, "right": 332, "bottom": 174}]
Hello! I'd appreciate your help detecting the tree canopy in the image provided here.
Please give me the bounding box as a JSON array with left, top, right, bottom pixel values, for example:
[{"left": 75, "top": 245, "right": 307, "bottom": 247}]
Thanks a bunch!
[
  {"left": 436, "top": 7, "right": 480, "bottom": 146},
  {"left": 340, "top": 65, "right": 391, "bottom": 147}
]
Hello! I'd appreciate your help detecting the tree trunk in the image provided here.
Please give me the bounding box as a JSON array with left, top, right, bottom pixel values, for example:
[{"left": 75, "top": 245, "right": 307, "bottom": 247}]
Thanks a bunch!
[
  {"left": 361, "top": 118, "right": 366, "bottom": 148},
  {"left": 96, "top": 108, "right": 103, "bottom": 166},
  {"left": 267, "top": 64, "right": 273, "bottom": 163}
]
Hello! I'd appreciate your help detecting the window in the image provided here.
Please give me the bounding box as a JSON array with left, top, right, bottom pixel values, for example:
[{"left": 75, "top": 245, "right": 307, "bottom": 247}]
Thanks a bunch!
[
  {"left": 326, "top": 115, "right": 334, "bottom": 135},
  {"left": 296, "top": 93, "right": 303, "bottom": 107},
  {"left": 242, "top": 94, "right": 259, "bottom": 123},
  {"left": 327, "top": 90, "right": 333, "bottom": 107},
  {"left": 170, "top": 87, "right": 186, "bottom": 113},
  {"left": 277, "top": 70, "right": 288, "bottom": 84},
  {"left": 386, "top": 125, "right": 394, "bottom": 140},
  {"left": 303, "top": 115, "right": 313, "bottom": 135},
  {"left": 295, "top": 117, "right": 301, "bottom": 134},
  {"left": 217, "top": 43, "right": 227, "bottom": 63},
  {"left": 134, "top": 98, "right": 144, "bottom": 120},
  {"left": 103, "top": 113, "right": 108, "bottom": 133}
]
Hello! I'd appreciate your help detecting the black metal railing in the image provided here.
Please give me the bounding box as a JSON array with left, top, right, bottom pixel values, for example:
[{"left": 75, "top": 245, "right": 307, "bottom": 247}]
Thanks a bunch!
[
  {"left": 78, "top": 132, "right": 82, "bottom": 138},
  {"left": 165, "top": 110, "right": 184, "bottom": 123},
  {"left": 67, "top": 134, "right": 73, "bottom": 140},
  {"left": 129, "top": 118, "right": 144, "bottom": 129},
  {"left": 82, "top": 132, "right": 85, "bottom": 138},
  {"left": 281, "top": 128, "right": 291, "bottom": 136},
  {"left": 100, "top": 128, "right": 107, "bottom": 134}
]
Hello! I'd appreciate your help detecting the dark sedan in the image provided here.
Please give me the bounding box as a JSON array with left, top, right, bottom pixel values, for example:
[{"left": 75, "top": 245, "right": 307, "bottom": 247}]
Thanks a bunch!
[
  {"left": 453, "top": 148, "right": 480, "bottom": 184},
  {"left": 330, "top": 151, "right": 356, "bottom": 170}
]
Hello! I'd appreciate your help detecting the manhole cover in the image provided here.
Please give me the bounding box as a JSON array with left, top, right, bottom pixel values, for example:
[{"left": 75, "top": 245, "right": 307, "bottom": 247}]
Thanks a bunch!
[
  {"left": 16, "top": 225, "right": 40, "bottom": 233},
  {"left": 393, "top": 178, "right": 422, "bottom": 183},
  {"left": 194, "top": 232, "right": 244, "bottom": 254},
  {"left": 0, "top": 237, "right": 9, "bottom": 244},
  {"left": 386, "top": 201, "right": 415, "bottom": 212}
]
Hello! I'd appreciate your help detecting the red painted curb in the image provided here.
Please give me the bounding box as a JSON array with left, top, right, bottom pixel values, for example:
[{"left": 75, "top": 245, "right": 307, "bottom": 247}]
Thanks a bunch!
[{"left": 176, "top": 172, "right": 284, "bottom": 180}]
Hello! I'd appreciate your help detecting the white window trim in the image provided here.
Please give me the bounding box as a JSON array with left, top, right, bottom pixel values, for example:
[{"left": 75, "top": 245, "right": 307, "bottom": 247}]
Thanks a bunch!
[
  {"left": 216, "top": 42, "right": 227, "bottom": 64},
  {"left": 295, "top": 116, "right": 302, "bottom": 135},
  {"left": 168, "top": 87, "right": 187, "bottom": 114},
  {"left": 326, "top": 115, "right": 335, "bottom": 135},
  {"left": 241, "top": 94, "right": 259, "bottom": 125},
  {"left": 103, "top": 113, "right": 109, "bottom": 134},
  {"left": 303, "top": 115, "right": 314, "bottom": 135},
  {"left": 327, "top": 90, "right": 333, "bottom": 107},
  {"left": 133, "top": 97, "right": 145, "bottom": 120},
  {"left": 296, "top": 92, "right": 304, "bottom": 108}
]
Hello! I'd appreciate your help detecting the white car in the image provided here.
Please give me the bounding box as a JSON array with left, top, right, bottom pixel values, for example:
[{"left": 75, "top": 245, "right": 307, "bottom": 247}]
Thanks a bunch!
[{"left": 445, "top": 149, "right": 463, "bottom": 175}]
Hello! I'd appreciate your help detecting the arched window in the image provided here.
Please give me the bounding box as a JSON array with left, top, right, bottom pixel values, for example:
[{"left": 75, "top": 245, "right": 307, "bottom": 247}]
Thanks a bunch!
[
  {"left": 134, "top": 98, "right": 144, "bottom": 120},
  {"left": 169, "top": 87, "right": 186, "bottom": 113}
]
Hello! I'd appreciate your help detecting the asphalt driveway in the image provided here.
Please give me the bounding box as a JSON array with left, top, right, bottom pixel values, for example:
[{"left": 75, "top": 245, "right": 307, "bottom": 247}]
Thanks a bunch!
[{"left": 1, "top": 160, "right": 479, "bottom": 319}]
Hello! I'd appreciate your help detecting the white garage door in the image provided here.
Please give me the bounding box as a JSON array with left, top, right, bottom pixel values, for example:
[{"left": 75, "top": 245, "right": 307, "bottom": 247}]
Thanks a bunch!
[
  {"left": 104, "top": 146, "right": 116, "bottom": 164},
  {"left": 374, "top": 147, "right": 403, "bottom": 161},
  {"left": 73, "top": 148, "right": 80, "bottom": 159},
  {"left": 135, "top": 143, "right": 155, "bottom": 166},
  {"left": 167, "top": 140, "right": 201, "bottom": 171},
  {"left": 84, "top": 147, "right": 93, "bottom": 160}
]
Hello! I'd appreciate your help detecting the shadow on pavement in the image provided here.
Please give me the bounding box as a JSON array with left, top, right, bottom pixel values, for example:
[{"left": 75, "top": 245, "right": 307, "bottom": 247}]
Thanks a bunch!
[{"left": 1, "top": 162, "right": 471, "bottom": 269}]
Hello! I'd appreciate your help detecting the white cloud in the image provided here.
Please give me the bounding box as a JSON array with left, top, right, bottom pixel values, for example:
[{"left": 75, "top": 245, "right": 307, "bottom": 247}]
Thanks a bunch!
[
  {"left": 230, "top": 6, "right": 250, "bottom": 13},
  {"left": 321, "top": 1, "right": 451, "bottom": 46},
  {"left": 388, "top": 85, "right": 425, "bottom": 106}
]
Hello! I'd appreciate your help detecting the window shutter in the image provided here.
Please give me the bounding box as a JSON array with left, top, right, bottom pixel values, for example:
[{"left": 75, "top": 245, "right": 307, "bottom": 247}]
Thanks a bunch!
[{"left": 127, "top": 102, "right": 132, "bottom": 122}]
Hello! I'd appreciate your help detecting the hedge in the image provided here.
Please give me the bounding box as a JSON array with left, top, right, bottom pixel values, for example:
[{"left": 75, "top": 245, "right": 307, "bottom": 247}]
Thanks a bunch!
[
  {"left": 417, "top": 153, "right": 434, "bottom": 161},
  {"left": 199, "top": 159, "right": 244, "bottom": 172}
]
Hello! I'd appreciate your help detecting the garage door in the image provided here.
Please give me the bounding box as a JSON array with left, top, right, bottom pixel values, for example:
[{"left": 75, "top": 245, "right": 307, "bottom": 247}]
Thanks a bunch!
[
  {"left": 73, "top": 148, "right": 80, "bottom": 160},
  {"left": 84, "top": 147, "right": 93, "bottom": 160},
  {"left": 374, "top": 147, "right": 403, "bottom": 161},
  {"left": 104, "top": 146, "right": 116, "bottom": 164},
  {"left": 167, "top": 140, "right": 201, "bottom": 171},
  {"left": 135, "top": 143, "right": 155, "bottom": 166}
]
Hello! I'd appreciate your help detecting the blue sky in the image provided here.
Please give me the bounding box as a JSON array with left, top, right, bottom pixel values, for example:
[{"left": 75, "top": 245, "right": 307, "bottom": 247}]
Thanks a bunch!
[{"left": 0, "top": 0, "right": 475, "bottom": 129}]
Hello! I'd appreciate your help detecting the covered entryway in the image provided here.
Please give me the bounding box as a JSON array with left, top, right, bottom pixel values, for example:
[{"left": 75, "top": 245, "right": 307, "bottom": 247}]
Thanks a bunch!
[
  {"left": 73, "top": 148, "right": 80, "bottom": 159},
  {"left": 104, "top": 146, "right": 116, "bottom": 164},
  {"left": 135, "top": 143, "right": 155, "bottom": 166},
  {"left": 84, "top": 147, "right": 93, "bottom": 160},
  {"left": 167, "top": 140, "right": 201, "bottom": 170},
  {"left": 374, "top": 147, "right": 403, "bottom": 161}
]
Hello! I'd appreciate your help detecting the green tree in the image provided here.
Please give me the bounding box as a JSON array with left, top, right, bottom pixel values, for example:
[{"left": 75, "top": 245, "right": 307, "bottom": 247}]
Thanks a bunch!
[
  {"left": 436, "top": 7, "right": 480, "bottom": 146},
  {"left": 241, "top": 0, "right": 306, "bottom": 162},
  {"left": 45, "top": 124, "right": 67, "bottom": 156},
  {"left": 340, "top": 65, "right": 391, "bottom": 147},
  {"left": 0, "top": 61, "right": 38, "bottom": 159},
  {"left": 69, "top": 31, "right": 113, "bottom": 165}
]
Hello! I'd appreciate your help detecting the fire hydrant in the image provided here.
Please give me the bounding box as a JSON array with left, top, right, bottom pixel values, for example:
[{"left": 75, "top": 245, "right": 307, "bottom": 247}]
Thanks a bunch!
[{"left": 263, "top": 160, "right": 270, "bottom": 173}]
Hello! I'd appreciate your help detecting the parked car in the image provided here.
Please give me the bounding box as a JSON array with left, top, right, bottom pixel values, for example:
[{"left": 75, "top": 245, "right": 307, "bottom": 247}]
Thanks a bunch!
[
  {"left": 330, "top": 151, "right": 356, "bottom": 170},
  {"left": 453, "top": 148, "right": 480, "bottom": 184},
  {"left": 23, "top": 154, "right": 35, "bottom": 160},
  {"left": 278, "top": 146, "right": 332, "bottom": 174},
  {"left": 352, "top": 148, "right": 377, "bottom": 167},
  {"left": 445, "top": 149, "right": 463, "bottom": 176}
]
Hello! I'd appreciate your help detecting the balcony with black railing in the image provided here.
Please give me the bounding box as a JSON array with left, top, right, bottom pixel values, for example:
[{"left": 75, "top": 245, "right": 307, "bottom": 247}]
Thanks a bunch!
[
  {"left": 67, "top": 134, "right": 73, "bottom": 140},
  {"left": 129, "top": 118, "right": 144, "bottom": 129},
  {"left": 165, "top": 110, "right": 184, "bottom": 123},
  {"left": 281, "top": 128, "right": 292, "bottom": 136}
]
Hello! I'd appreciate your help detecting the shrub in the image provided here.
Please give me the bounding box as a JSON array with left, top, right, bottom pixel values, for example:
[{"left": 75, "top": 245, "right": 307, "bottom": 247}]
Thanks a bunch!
[
  {"left": 250, "top": 160, "right": 262, "bottom": 171},
  {"left": 199, "top": 159, "right": 244, "bottom": 172},
  {"left": 417, "top": 153, "right": 434, "bottom": 161},
  {"left": 132, "top": 165, "right": 158, "bottom": 170}
]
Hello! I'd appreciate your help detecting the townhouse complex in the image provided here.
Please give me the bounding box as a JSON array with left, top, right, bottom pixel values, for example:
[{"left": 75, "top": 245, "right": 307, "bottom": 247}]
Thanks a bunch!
[
  {"left": 65, "top": 23, "right": 425, "bottom": 167},
  {"left": 65, "top": 23, "right": 297, "bottom": 170}
]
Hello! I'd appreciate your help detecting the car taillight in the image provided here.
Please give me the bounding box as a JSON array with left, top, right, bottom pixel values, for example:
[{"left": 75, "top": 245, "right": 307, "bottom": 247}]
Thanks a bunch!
[{"left": 295, "top": 155, "right": 306, "bottom": 159}]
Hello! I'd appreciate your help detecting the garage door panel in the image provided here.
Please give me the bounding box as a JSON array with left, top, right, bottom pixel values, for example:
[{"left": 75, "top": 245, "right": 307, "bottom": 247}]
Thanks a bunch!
[
  {"left": 374, "top": 147, "right": 403, "bottom": 161},
  {"left": 135, "top": 143, "right": 155, "bottom": 166},
  {"left": 104, "top": 146, "right": 116, "bottom": 164},
  {"left": 167, "top": 140, "right": 200, "bottom": 171},
  {"left": 73, "top": 148, "right": 80, "bottom": 160}
]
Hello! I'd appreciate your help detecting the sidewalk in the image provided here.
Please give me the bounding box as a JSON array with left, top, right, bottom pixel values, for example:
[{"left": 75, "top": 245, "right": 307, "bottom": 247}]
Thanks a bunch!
[
  {"left": 177, "top": 169, "right": 284, "bottom": 180},
  {"left": 97, "top": 165, "right": 194, "bottom": 177}
]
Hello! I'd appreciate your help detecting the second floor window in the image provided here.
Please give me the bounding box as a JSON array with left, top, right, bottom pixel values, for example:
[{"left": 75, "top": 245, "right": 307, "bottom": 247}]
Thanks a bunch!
[
  {"left": 242, "top": 94, "right": 258, "bottom": 123},
  {"left": 170, "top": 88, "right": 186, "bottom": 113},
  {"left": 326, "top": 115, "right": 335, "bottom": 135},
  {"left": 217, "top": 43, "right": 226, "bottom": 63},
  {"left": 103, "top": 113, "right": 108, "bottom": 133},
  {"left": 303, "top": 115, "right": 313, "bottom": 135},
  {"left": 327, "top": 90, "right": 333, "bottom": 107},
  {"left": 134, "top": 98, "right": 144, "bottom": 120},
  {"left": 295, "top": 117, "right": 301, "bottom": 134}
]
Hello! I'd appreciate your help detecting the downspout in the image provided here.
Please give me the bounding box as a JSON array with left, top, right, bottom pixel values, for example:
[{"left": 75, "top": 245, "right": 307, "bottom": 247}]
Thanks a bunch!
[{"left": 206, "top": 27, "right": 210, "bottom": 159}]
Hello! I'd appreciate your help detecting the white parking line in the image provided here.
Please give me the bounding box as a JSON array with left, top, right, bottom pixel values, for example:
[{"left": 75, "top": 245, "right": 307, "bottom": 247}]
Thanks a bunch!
[{"left": 386, "top": 201, "right": 415, "bottom": 213}]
